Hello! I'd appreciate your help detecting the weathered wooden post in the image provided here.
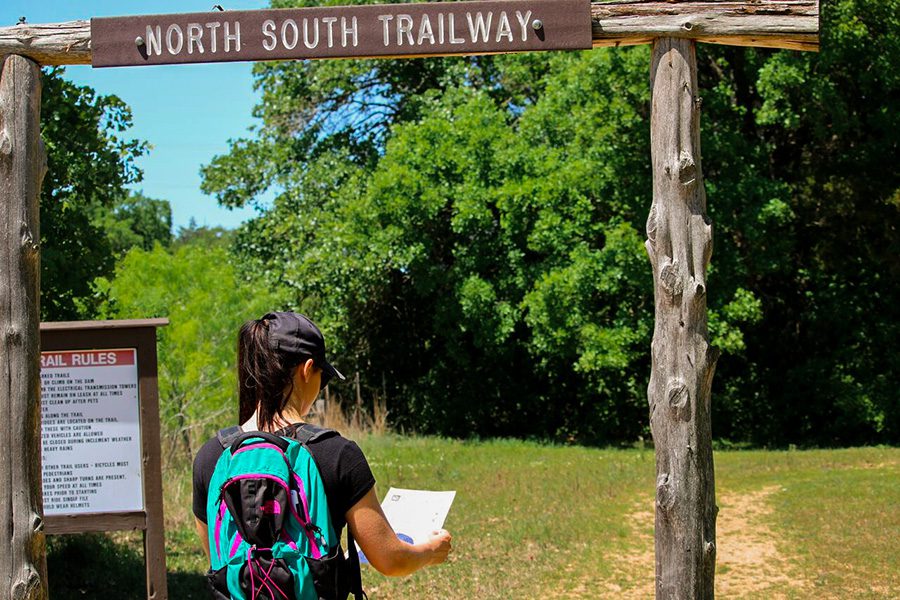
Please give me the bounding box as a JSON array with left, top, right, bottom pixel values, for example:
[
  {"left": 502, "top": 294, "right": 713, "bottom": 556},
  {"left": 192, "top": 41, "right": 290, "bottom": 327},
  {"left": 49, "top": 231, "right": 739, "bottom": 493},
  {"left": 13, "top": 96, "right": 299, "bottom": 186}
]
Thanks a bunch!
[
  {"left": 0, "top": 54, "right": 48, "bottom": 600},
  {"left": 646, "top": 38, "right": 718, "bottom": 599}
]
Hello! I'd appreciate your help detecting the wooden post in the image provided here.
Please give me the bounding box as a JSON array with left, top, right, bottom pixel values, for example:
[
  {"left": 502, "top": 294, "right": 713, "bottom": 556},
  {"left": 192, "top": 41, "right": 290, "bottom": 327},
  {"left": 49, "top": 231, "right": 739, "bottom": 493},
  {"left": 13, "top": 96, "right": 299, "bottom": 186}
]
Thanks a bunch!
[
  {"left": 136, "top": 325, "right": 168, "bottom": 600},
  {"left": 0, "top": 55, "right": 48, "bottom": 600},
  {"left": 646, "top": 38, "right": 719, "bottom": 599}
]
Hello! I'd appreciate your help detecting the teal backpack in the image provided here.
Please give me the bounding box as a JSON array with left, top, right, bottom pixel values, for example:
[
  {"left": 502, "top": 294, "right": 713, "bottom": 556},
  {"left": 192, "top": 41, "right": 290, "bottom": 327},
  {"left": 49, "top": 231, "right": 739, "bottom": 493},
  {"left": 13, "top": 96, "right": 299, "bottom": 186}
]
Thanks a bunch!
[{"left": 205, "top": 425, "right": 365, "bottom": 600}]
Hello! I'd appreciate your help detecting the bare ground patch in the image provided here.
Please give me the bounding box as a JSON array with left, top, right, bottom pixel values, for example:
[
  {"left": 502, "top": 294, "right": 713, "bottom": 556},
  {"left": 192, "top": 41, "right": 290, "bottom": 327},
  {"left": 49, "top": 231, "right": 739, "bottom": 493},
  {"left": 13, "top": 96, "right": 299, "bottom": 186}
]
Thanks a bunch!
[
  {"left": 596, "top": 486, "right": 811, "bottom": 598},
  {"left": 716, "top": 485, "right": 811, "bottom": 598}
]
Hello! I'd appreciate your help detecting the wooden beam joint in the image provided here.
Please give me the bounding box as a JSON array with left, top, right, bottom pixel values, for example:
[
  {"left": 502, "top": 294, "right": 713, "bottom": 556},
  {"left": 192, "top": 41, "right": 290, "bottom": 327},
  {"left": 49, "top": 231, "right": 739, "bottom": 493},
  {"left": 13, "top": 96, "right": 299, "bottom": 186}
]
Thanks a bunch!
[{"left": 592, "top": 1, "right": 820, "bottom": 51}]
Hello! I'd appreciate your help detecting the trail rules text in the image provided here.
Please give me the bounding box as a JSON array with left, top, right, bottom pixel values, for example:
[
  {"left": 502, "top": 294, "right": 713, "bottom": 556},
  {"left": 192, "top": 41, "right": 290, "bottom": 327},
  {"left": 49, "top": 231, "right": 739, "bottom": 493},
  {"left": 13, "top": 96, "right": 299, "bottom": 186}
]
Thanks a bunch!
[{"left": 40, "top": 349, "right": 143, "bottom": 515}]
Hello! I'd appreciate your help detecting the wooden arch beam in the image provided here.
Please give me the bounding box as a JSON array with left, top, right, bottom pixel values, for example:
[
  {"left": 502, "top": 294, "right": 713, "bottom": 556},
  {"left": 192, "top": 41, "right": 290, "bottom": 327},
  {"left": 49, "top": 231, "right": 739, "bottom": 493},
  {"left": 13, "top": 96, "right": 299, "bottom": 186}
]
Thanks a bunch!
[
  {"left": 592, "top": 1, "right": 820, "bottom": 52},
  {"left": 0, "top": 1, "right": 819, "bottom": 67}
]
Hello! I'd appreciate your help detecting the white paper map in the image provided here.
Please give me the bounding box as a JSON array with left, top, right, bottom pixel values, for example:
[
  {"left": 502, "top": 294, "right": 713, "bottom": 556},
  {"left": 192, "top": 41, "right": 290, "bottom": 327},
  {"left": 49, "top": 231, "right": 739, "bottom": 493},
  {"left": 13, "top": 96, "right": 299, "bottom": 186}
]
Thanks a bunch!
[{"left": 357, "top": 487, "right": 455, "bottom": 564}]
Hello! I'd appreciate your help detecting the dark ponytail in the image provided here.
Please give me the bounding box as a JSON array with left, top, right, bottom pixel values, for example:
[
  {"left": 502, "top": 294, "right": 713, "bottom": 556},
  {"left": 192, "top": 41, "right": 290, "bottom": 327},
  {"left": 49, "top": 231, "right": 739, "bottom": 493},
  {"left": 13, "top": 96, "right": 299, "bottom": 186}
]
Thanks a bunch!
[{"left": 237, "top": 319, "right": 302, "bottom": 432}]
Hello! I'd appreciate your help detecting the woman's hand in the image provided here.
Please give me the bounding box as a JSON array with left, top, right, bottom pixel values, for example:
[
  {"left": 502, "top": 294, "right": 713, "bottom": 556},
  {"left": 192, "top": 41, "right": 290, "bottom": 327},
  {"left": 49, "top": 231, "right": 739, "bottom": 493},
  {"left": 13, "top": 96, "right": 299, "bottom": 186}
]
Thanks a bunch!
[
  {"left": 346, "top": 488, "right": 453, "bottom": 576},
  {"left": 422, "top": 529, "right": 452, "bottom": 565}
]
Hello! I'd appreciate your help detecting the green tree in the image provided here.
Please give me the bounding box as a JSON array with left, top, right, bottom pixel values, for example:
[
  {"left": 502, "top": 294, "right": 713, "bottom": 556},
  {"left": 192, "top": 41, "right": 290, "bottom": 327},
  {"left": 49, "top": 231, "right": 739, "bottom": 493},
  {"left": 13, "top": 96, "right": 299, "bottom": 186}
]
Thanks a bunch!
[
  {"left": 215, "top": 52, "right": 652, "bottom": 441},
  {"left": 204, "top": 0, "right": 900, "bottom": 445},
  {"left": 94, "top": 191, "right": 173, "bottom": 255},
  {"left": 174, "top": 219, "right": 233, "bottom": 248},
  {"left": 696, "top": 0, "right": 900, "bottom": 444},
  {"left": 200, "top": 0, "right": 561, "bottom": 209},
  {"left": 95, "top": 236, "right": 282, "bottom": 458},
  {"left": 40, "top": 68, "right": 149, "bottom": 320}
]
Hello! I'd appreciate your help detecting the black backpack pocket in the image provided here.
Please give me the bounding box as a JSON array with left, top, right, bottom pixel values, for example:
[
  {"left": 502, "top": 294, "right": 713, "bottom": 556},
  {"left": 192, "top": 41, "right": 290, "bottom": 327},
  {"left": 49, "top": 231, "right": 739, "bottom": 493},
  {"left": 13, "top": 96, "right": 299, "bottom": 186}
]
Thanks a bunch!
[
  {"left": 305, "top": 544, "right": 351, "bottom": 600},
  {"left": 222, "top": 477, "right": 290, "bottom": 548},
  {"left": 205, "top": 566, "right": 231, "bottom": 600},
  {"left": 206, "top": 554, "right": 296, "bottom": 600},
  {"left": 238, "top": 552, "right": 295, "bottom": 600}
]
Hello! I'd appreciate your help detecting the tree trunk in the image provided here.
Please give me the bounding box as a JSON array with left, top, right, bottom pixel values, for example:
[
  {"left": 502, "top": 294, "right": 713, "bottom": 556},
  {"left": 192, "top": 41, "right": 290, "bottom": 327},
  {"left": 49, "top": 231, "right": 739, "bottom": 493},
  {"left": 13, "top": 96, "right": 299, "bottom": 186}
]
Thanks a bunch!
[
  {"left": 646, "top": 38, "right": 718, "bottom": 599},
  {"left": 0, "top": 55, "right": 48, "bottom": 600}
]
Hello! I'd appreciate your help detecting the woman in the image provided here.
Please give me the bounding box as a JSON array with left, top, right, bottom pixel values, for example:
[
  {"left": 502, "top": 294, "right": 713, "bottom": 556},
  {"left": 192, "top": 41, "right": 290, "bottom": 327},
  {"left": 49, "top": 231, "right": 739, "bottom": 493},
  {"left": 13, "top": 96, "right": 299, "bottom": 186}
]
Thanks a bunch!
[{"left": 192, "top": 311, "right": 452, "bottom": 596}]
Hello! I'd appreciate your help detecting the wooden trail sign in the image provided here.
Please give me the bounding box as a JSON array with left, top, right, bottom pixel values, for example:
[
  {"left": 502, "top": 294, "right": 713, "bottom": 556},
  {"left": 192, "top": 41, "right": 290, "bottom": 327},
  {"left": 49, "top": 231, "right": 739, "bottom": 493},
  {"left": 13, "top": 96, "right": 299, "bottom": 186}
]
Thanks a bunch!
[
  {"left": 91, "top": 0, "right": 593, "bottom": 67},
  {"left": 0, "top": 2, "right": 820, "bottom": 599},
  {"left": 647, "top": 37, "right": 718, "bottom": 597}
]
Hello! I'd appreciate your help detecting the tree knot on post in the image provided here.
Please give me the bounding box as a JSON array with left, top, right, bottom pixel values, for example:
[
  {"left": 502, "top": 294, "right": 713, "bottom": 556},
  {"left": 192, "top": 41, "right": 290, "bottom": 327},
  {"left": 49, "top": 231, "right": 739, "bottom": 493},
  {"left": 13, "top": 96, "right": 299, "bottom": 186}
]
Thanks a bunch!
[
  {"left": 646, "top": 203, "right": 658, "bottom": 247},
  {"left": 5, "top": 325, "right": 23, "bottom": 346},
  {"left": 694, "top": 280, "right": 706, "bottom": 298},
  {"left": 678, "top": 150, "right": 697, "bottom": 186},
  {"left": 656, "top": 473, "right": 676, "bottom": 513},
  {"left": 20, "top": 222, "right": 38, "bottom": 255},
  {"left": 11, "top": 569, "right": 42, "bottom": 600},
  {"left": 666, "top": 378, "right": 691, "bottom": 421},
  {"left": 0, "top": 129, "right": 12, "bottom": 156},
  {"left": 660, "top": 260, "right": 684, "bottom": 299}
]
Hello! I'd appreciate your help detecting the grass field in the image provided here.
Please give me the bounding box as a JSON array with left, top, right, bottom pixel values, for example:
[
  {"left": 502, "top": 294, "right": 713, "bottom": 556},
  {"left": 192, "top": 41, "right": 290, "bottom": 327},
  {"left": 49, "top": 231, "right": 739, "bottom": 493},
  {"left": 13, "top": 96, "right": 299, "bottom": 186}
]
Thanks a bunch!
[{"left": 47, "top": 438, "right": 899, "bottom": 599}]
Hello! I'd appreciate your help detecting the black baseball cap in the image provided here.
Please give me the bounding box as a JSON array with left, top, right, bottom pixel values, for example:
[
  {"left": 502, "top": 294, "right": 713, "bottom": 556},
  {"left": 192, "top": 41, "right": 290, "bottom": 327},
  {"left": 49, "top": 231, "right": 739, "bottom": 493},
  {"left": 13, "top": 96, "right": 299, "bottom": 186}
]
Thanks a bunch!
[{"left": 262, "top": 311, "right": 345, "bottom": 390}]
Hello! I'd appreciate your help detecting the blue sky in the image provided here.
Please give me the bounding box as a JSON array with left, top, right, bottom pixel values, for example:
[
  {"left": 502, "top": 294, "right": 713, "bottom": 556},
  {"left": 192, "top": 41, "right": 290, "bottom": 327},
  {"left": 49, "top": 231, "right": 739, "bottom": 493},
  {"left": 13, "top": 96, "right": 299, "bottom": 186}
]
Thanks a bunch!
[{"left": 1, "top": 1, "right": 275, "bottom": 231}]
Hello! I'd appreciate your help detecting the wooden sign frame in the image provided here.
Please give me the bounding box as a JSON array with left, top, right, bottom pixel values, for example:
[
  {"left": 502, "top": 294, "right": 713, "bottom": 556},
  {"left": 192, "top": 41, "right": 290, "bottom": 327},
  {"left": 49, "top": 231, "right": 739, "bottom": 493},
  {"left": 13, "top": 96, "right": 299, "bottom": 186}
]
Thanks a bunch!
[
  {"left": 0, "top": 2, "right": 821, "bottom": 598},
  {"left": 40, "top": 318, "right": 169, "bottom": 600}
]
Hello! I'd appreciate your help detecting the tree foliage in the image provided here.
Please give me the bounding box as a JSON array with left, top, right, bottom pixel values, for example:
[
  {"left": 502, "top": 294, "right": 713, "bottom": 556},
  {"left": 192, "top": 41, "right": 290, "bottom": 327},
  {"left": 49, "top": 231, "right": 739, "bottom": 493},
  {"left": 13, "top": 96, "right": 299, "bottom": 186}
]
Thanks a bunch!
[
  {"left": 696, "top": 0, "right": 900, "bottom": 444},
  {"left": 40, "top": 69, "right": 167, "bottom": 320},
  {"left": 93, "top": 191, "right": 173, "bottom": 256},
  {"left": 95, "top": 235, "right": 282, "bottom": 457},
  {"left": 201, "top": 0, "right": 900, "bottom": 445}
]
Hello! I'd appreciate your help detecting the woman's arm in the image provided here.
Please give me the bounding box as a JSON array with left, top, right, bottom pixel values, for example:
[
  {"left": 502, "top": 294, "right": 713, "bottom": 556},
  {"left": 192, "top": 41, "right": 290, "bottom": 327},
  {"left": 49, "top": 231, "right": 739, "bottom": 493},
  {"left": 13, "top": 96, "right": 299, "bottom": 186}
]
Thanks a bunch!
[
  {"left": 196, "top": 518, "right": 211, "bottom": 564},
  {"left": 346, "top": 487, "right": 452, "bottom": 577}
]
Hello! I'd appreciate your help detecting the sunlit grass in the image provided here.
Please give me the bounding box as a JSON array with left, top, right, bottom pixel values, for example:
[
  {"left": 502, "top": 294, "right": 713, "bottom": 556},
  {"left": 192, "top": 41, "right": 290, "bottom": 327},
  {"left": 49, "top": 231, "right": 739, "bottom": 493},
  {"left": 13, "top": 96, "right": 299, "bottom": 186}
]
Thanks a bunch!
[
  {"left": 357, "top": 435, "right": 653, "bottom": 598},
  {"left": 46, "top": 441, "right": 899, "bottom": 598}
]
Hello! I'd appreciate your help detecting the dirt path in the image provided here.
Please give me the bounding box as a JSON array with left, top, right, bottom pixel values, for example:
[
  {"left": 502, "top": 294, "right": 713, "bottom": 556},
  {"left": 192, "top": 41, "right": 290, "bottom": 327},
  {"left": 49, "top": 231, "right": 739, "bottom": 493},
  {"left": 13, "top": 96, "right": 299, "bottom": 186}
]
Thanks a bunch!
[
  {"left": 600, "top": 486, "right": 811, "bottom": 598},
  {"left": 716, "top": 485, "right": 811, "bottom": 597}
]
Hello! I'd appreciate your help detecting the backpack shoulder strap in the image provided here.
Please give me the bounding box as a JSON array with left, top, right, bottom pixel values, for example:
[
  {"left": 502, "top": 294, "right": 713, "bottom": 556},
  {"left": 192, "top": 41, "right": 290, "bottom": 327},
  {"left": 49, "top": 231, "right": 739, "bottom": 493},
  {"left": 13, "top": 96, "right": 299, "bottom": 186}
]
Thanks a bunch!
[
  {"left": 346, "top": 526, "right": 368, "bottom": 600},
  {"left": 216, "top": 426, "right": 244, "bottom": 450},
  {"left": 292, "top": 423, "right": 339, "bottom": 446},
  {"left": 300, "top": 423, "right": 366, "bottom": 600},
  {"left": 289, "top": 423, "right": 366, "bottom": 598}
]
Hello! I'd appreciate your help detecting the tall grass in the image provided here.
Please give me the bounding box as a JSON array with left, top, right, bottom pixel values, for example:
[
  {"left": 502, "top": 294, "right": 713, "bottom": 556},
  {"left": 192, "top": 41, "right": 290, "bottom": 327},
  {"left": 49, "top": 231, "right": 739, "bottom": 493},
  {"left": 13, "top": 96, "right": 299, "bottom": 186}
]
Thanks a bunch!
[{"left": 308, "top": 395, "right": 390, "bottom": 439}]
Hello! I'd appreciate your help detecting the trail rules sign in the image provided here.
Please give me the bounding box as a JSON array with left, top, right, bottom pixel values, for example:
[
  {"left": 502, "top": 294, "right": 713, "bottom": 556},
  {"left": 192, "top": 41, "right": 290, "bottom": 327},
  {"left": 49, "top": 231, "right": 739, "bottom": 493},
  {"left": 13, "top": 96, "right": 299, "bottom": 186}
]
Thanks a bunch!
[{"left": 40, "top": 349, "right": 143, "bottom": 515}]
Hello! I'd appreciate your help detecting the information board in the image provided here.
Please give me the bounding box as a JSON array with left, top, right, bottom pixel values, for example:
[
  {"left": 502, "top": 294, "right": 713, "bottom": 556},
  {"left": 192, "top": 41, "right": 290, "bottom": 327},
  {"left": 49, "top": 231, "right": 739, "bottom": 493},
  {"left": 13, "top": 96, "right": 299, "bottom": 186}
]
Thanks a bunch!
[{"left": 40, "top": 348, "right": 143, "bottom": 515}]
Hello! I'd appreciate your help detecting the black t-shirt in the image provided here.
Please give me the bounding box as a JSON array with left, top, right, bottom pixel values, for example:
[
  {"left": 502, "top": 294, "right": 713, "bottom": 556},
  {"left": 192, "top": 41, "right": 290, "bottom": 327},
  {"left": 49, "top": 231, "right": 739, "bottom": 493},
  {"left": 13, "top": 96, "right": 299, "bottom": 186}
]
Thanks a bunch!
[{"left": 192, "top": 424, "right": 375, "bottom": 536}]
